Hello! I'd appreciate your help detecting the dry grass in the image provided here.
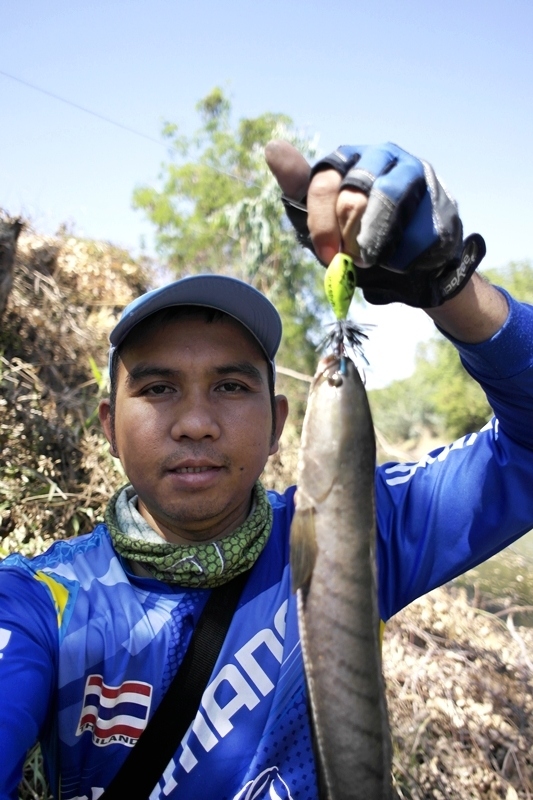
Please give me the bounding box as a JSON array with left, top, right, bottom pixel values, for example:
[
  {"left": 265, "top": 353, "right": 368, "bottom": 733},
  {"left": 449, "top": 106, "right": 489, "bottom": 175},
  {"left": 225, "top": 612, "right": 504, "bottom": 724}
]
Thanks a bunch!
[
  {"left": 0, "top": 229, "right": 149, "bottom": 554},
  {"left": 385, "top": 586, "right": 533, "bottom": 799}
]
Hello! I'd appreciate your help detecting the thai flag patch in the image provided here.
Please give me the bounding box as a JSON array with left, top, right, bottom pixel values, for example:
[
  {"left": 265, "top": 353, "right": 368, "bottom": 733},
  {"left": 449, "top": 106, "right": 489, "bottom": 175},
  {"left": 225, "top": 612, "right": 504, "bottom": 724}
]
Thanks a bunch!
[{"left": 76, "top": 674, "right": 153, "bottom": 747}]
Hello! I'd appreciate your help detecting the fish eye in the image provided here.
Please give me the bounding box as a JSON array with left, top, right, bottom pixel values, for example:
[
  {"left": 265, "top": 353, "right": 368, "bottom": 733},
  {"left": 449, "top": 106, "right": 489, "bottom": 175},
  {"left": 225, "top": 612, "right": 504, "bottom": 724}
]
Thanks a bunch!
[{"left": 328, "top": 373, "right": 343, "bottom": 387}]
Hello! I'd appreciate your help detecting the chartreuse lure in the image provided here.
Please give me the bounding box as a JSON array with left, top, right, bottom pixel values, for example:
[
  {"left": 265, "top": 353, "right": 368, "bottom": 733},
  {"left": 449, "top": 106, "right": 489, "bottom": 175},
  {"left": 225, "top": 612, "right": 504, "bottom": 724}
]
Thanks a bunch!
[
  {"left": 324, "top": 253, "right": 357, "bottom": 320},
  {"left": 322, "top": 253, "right": 367, "bottom": 359}
]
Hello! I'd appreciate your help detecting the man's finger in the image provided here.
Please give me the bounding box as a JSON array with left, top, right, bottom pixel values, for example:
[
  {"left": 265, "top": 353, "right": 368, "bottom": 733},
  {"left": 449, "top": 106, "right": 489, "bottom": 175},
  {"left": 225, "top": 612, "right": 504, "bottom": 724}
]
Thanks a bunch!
[
  {"left": 264, "top": 140, "right": 311, "bottom": 201},
  {"left": 307, "top": 170, "right": 342, "bottom": 266},
  {"left": 336, "top": 189, "right": 369, "bottom": 264}
]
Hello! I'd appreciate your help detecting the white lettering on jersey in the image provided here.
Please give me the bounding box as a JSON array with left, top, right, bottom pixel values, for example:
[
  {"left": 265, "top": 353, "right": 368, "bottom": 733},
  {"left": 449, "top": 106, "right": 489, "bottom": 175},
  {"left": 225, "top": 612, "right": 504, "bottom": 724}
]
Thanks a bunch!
[
  {"left": 0, "top": 628, "right": 12, "bottom": 658},
  {"left": 203, "top": 663, "right": 261, "bottom": 737},
  {"left": 384, "top": 431, "right": 479, "bottom": 486},
  {"left": 149, "top": 759, "right": 178, "bottom": 798},
  {"left": 147, "top": 598, "right": 290, "bottom": 797},
  {"left": 146, "top": 597, "right": 290, "bottom": 793},
  {"left": 177, "top": 709, "right": 220, "bottom": 773},
  {"left": 235, "top": 627, "right": 283, "bottom": 695}
]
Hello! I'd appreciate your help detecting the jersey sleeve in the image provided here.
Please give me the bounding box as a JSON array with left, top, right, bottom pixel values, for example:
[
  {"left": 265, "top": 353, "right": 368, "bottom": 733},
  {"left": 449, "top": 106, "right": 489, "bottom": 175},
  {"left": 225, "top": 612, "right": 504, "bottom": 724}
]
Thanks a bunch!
[
  {"left": 376, "top": 290, "right": 533, "bottom": 620},
  {"left": 0, "top": 567, "right": 58, "bottom": 800}
]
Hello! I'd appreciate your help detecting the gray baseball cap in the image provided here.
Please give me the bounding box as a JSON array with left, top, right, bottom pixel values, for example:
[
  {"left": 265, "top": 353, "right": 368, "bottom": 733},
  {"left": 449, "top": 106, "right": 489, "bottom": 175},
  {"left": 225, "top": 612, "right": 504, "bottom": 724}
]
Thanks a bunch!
[{"left": 109, "top": 274, "right": 282, "bottom": 374}]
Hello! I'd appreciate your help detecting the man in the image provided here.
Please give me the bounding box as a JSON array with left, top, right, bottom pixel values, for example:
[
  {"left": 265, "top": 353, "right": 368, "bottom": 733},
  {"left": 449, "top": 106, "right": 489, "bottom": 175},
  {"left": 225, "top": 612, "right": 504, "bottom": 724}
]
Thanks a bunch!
[{"left": 1, "top": 141, "right": 533, "bottom": 800}]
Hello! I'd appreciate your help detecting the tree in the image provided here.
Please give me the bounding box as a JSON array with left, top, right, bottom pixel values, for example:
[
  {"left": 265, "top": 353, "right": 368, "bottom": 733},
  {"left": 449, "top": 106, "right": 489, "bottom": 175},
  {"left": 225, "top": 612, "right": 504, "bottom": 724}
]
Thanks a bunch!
[
  {"left": 133, "top": 89, "right": 324, "bottom": 375},
  {"left": 483, "top": 260, "right": 533, "bottom": 302},
  {"left": 405, "top": 261, "right": 533, "bottom": 440},
  {"left": 368, "top": 372, "right": 438, "bottom": 445},
  {"left": 413, "top": 337, "right": 492, "bottom": 439}
]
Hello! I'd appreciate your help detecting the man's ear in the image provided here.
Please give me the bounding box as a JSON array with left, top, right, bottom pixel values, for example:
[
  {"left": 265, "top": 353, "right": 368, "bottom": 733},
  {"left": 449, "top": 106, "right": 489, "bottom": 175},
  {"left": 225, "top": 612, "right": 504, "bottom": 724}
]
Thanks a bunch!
[
  {"left": 98, "top": 399, "right": 118, "bottom": 458},
  {"left": 269, "top": 394, "right": 289, "bottom": 456}
]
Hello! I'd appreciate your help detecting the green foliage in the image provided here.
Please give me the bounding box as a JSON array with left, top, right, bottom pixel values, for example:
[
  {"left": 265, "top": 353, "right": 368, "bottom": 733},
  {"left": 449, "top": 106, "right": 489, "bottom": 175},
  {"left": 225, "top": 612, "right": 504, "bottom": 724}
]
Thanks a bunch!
[
  {"left": 133, "top": 89, "right": 324, "bottom": 374},
  {"left": 483, "top": 259, "right": 533, "bottom": 302},
  {"left": 386, "top": 261, "right": 533, "bottom": 441},
  {"left": 368, "top": 371, "right": 437, "bottom": 444},
  {"left": 414, "top": 338, "right": 492, "bottom": 439}
]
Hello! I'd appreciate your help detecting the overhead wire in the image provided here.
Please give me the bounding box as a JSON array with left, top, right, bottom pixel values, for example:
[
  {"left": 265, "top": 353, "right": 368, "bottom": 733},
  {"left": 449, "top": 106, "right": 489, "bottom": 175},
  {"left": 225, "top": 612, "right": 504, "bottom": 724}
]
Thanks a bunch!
[
  {"left": 0, "top": 68, "right": 166, "bottom": 148},
  {"left": 0, "top": 66, "right": 299, "bottom": 268},
  {"left": 0, "top": 68, "right": 255, "bottom": 186}
]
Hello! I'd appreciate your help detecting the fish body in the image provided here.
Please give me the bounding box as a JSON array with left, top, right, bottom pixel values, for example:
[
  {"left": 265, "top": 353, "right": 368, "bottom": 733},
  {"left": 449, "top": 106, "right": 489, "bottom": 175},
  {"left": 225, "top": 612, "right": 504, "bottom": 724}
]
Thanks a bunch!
[{"left": 291, "top": 355, "right": 392, "bottom": 800}]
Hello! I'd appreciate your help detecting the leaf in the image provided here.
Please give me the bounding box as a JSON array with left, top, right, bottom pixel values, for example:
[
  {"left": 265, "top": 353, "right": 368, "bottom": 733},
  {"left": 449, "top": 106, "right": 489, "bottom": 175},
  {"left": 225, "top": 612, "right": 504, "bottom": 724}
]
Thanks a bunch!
[{"left": 88, "top": 356, "right": 104, "bottom": 391}]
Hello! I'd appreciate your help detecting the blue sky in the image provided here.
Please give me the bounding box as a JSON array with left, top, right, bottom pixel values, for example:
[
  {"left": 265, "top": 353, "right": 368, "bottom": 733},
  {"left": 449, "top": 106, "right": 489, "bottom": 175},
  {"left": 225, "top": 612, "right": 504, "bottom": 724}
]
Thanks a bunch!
[{"left": 2, "top": 0, "right": 532, "bottom": 386}]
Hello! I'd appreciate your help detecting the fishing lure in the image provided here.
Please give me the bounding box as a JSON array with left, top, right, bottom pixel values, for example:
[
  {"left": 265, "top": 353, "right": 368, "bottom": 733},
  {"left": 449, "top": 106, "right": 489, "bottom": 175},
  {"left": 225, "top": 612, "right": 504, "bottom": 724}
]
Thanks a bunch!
[
  {"left": 322, "top": 253, "right": 368, "bottom": 359},
  {"left": 324, "top": 253, "right": 357, "bottom": 320}
]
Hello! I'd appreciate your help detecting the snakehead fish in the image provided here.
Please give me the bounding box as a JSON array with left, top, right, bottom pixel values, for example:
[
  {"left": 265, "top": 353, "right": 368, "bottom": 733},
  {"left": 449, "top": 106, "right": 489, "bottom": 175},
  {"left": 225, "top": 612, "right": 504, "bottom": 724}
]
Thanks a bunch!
[{"left": 290, "top": 353, "right": 392, "bottom": 800}]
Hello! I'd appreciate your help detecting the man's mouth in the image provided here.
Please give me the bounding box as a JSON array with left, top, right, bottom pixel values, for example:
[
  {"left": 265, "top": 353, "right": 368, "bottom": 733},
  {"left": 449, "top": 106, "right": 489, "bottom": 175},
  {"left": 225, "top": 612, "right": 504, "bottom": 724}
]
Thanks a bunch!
[{"left": 173, "top": 466, "right": 217, "bottom": 474}]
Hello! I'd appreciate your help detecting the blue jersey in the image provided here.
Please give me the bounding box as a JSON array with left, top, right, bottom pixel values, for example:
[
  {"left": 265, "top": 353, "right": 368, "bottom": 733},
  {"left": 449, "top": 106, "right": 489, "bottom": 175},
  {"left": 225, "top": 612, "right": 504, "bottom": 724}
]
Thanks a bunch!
[{"left": 2, "top": 290, "right": 533, "bottom": 799}]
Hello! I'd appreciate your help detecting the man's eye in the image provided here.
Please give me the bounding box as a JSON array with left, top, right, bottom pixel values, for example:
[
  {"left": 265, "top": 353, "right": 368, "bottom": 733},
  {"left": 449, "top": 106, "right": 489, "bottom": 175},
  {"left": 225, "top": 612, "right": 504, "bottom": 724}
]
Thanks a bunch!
[
  {"left": 218, "top": 382, "right": 247, "bottom": 393},
  {"left": 145, "top": 384, "right": 173, "bottom": 396}
]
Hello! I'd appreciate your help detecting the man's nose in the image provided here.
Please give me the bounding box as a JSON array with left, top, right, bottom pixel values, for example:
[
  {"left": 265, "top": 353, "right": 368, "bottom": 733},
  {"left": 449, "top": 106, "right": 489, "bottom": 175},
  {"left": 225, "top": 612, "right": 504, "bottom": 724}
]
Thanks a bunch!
[{"left": 170, "top": 392, "right": 221, "bottom": 441}]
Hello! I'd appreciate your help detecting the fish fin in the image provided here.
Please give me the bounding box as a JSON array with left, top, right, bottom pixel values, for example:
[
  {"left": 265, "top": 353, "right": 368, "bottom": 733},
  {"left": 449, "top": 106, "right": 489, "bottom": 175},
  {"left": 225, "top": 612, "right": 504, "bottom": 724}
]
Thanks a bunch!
[{"left": 290, "top": 507, "right": 318, "bottom": 593}]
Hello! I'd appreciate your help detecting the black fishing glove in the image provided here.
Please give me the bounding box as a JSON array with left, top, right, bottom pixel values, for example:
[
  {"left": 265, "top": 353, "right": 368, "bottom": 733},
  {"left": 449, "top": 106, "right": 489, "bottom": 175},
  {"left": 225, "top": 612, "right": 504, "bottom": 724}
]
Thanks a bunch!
[{"left": 282, "top": 143, "right": 486, "bottom": 308}]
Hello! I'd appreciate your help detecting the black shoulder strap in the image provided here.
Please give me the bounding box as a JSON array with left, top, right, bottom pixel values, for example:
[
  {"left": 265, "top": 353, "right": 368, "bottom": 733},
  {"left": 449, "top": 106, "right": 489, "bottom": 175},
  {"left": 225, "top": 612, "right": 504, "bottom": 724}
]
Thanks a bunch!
[{"left": 100, "top": 568, "right": 250, "bottom": 800}]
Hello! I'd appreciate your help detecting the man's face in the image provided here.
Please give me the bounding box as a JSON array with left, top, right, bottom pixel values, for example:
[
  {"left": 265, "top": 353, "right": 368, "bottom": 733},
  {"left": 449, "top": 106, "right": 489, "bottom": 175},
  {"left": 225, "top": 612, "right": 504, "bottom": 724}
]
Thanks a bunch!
[{"left": 99, "top": 312, "right": 287, "bottom": 544}]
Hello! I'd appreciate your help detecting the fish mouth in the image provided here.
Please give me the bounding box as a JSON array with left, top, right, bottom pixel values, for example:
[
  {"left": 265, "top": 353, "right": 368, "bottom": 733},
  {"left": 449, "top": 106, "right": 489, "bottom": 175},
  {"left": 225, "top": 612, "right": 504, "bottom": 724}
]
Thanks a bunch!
[
  {"left": 318, "top": 353, "right": 360, "bottom": 380},
  {"left": 319, "top": 354, "right": 340, "bottom": 370},
  {"left": 315, "top": 355, "right": 343, "bottom": 386}
]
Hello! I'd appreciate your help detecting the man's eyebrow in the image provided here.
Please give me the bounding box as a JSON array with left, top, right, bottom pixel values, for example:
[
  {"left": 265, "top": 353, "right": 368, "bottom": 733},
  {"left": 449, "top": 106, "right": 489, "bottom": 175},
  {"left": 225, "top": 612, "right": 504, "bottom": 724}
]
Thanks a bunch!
[
  {"left": 123, "top": 361, "right": 265, "bottom": 387},
  {"left": 215, "top": 362, "right": 264, "bottom": 383},
  {"left": 125, "top": 365, "right": 178, "bottom": 387}
]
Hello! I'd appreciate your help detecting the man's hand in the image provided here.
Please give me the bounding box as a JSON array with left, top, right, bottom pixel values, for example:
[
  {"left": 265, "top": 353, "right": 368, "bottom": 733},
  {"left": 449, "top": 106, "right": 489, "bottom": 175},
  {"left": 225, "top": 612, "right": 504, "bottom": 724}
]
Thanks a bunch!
[{"left": 265, "top": 140, "right": 486, "bottom": 309}]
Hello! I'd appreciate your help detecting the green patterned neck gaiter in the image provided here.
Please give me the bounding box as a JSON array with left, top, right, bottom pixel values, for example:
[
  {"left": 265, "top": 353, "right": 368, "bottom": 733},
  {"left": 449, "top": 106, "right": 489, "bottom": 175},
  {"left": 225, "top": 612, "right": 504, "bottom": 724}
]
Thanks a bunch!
[{"left": 105, "top": 481, "right": 272, "bottom": 588}]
